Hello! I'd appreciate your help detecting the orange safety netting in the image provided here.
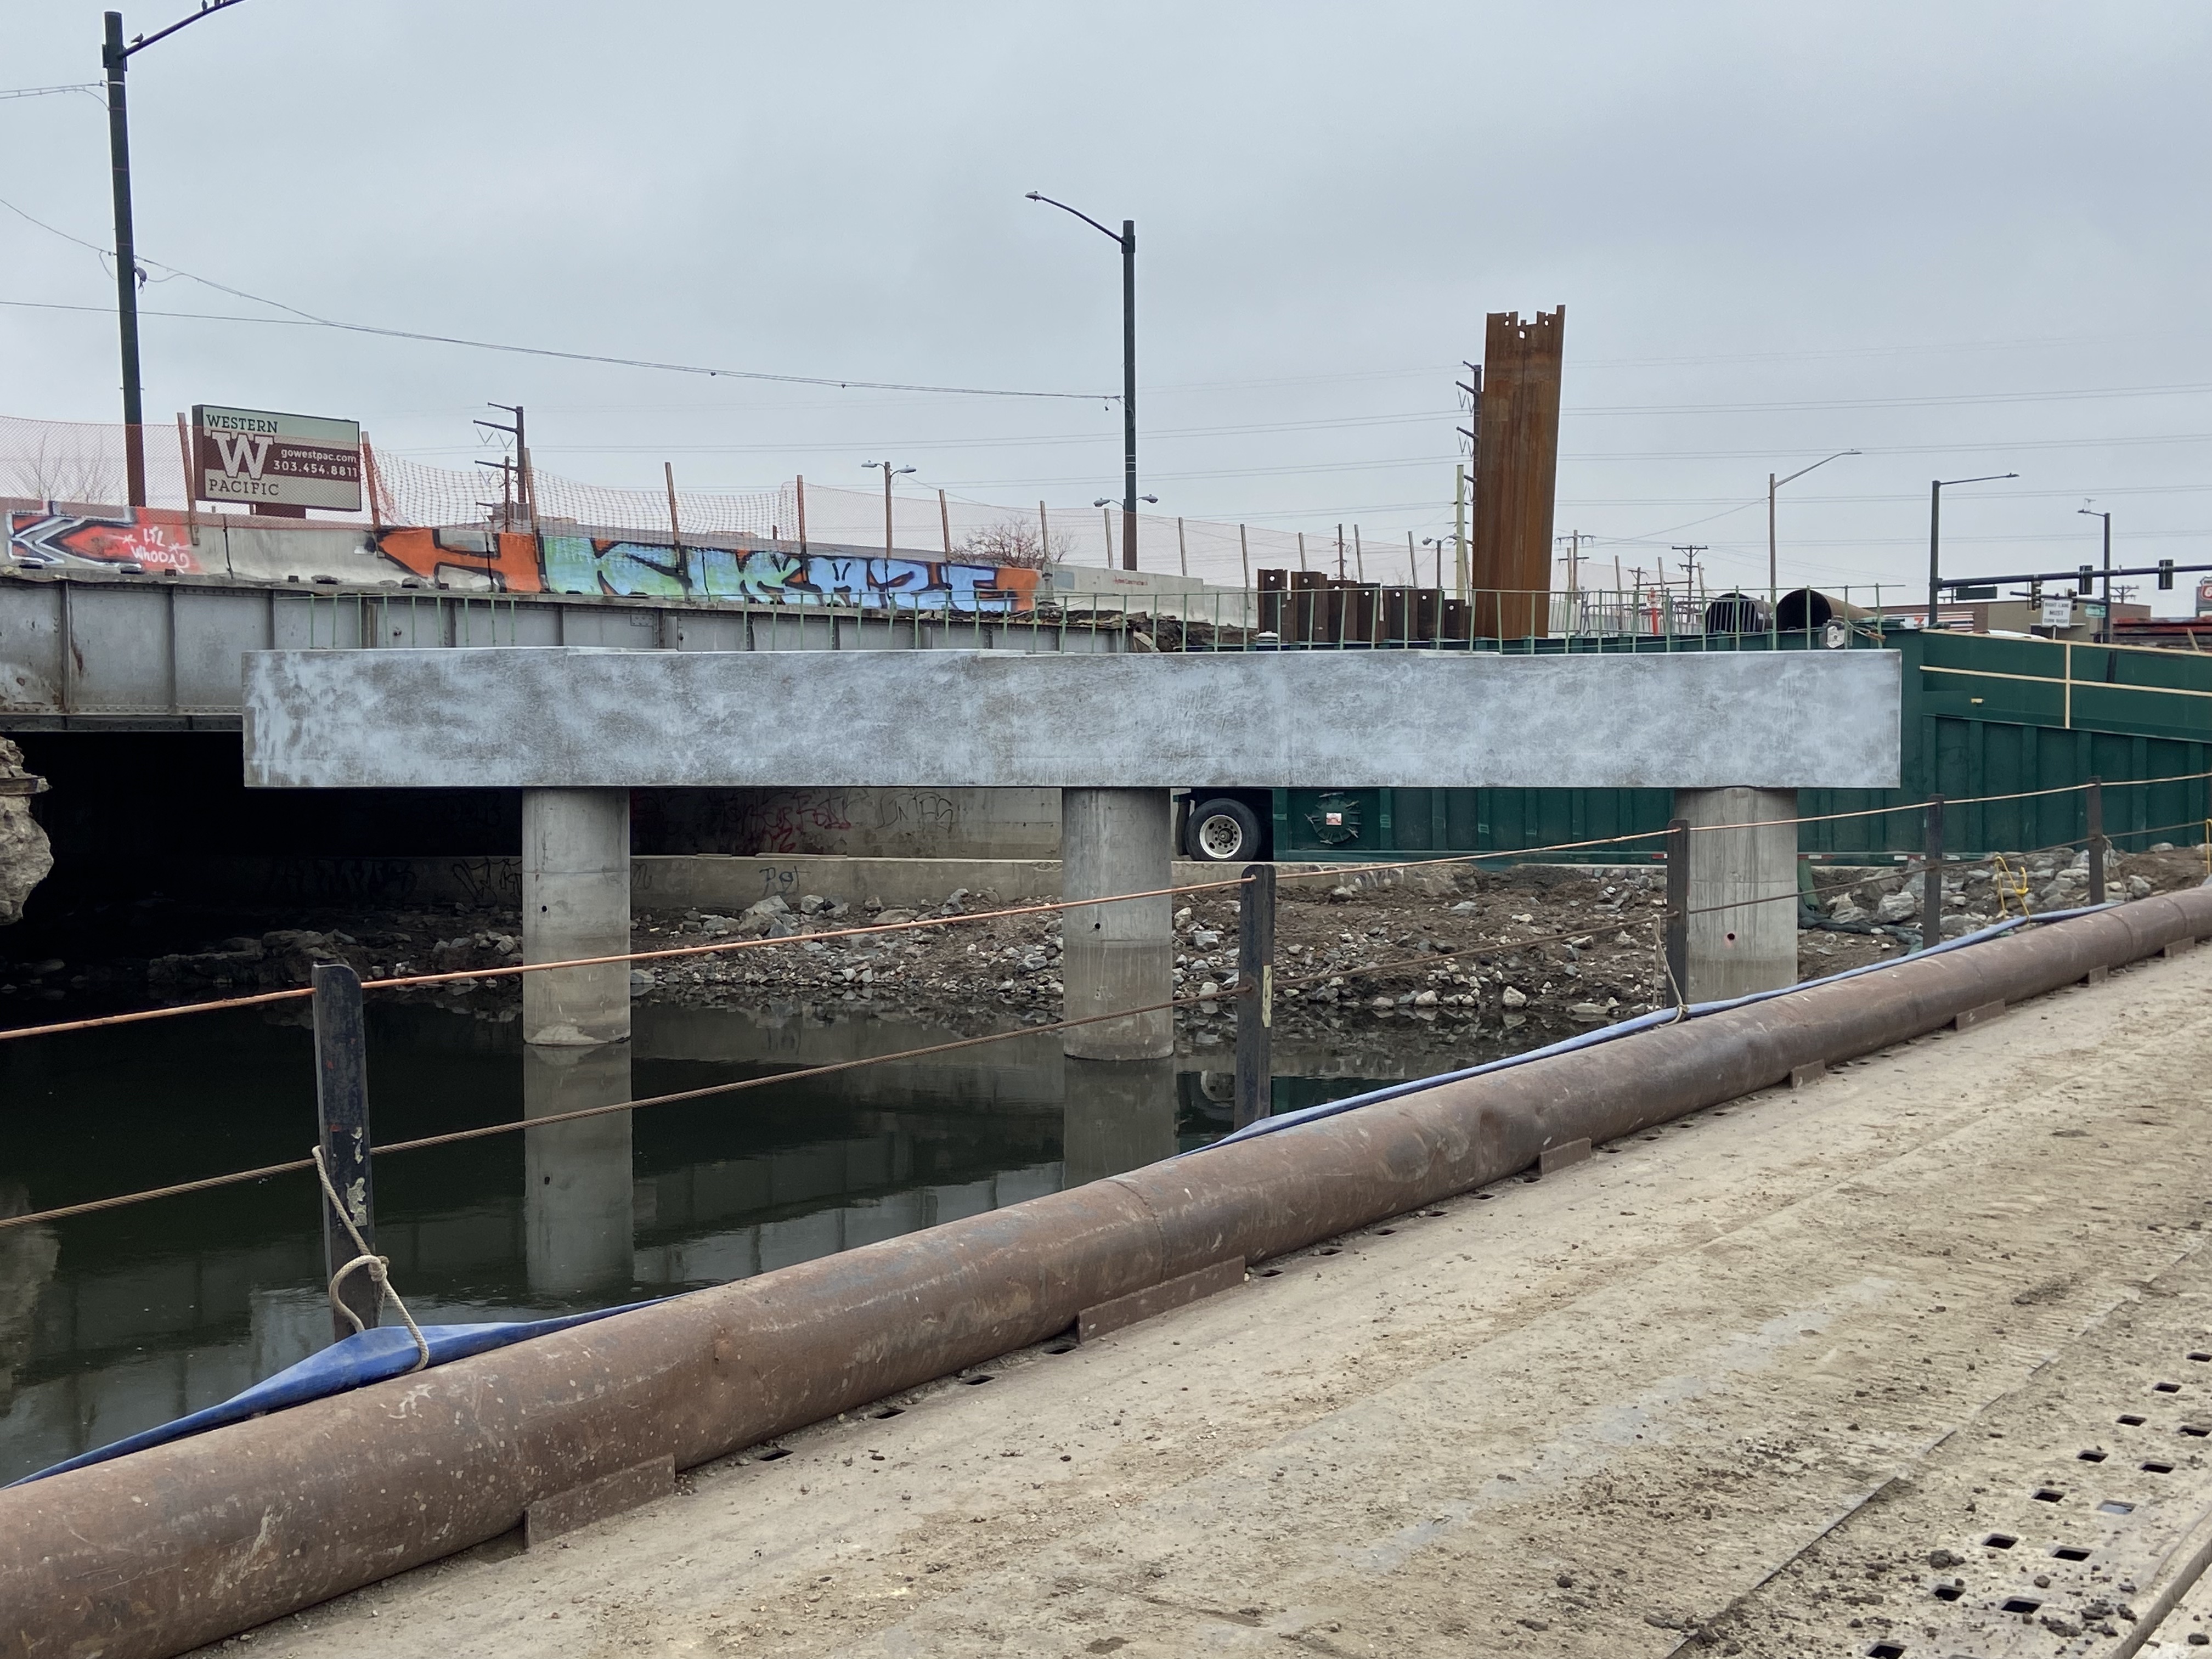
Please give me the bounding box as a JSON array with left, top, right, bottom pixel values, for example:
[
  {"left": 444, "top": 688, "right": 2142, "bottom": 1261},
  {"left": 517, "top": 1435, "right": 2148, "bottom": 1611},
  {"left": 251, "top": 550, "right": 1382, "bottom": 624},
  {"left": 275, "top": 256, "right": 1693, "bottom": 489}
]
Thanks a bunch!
[{"left": 0, "top": 413, "right": 1443, "bottom": 588}]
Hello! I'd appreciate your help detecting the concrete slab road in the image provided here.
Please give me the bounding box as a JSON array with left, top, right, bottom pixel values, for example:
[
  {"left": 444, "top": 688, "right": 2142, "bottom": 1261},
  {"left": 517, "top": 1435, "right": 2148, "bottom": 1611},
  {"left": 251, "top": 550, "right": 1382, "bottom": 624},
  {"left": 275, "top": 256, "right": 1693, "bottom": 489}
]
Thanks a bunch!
[{"left": 224, "top": 947, "right": 2212, "bottom": 1659}]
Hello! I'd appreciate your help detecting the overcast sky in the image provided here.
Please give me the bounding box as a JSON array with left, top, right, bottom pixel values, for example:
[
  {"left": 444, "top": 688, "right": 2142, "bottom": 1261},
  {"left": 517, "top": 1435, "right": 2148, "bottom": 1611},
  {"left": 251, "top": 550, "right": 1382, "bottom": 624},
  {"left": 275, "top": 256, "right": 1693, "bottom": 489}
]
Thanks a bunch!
[{"left": 3, "top": 1, "right": 2207, "bottom": 605}]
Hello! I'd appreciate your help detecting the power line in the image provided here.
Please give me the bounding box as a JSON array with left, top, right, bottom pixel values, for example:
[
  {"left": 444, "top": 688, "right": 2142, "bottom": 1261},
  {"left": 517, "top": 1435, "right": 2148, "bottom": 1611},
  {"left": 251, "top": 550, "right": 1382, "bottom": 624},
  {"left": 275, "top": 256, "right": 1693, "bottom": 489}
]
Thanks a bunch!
[
  {"left": 0, "top": 83, "right": 102, "bottom": 101},
  {"left": 0, "top": 201, "right": 1116, "bottom": 402}
]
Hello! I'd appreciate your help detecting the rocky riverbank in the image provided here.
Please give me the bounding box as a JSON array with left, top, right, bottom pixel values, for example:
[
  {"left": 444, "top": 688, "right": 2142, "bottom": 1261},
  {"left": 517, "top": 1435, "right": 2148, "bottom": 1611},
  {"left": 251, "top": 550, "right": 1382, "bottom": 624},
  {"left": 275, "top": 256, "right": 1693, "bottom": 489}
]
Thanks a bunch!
[{"left": 5, "top": 848, "right": 2203, "bottom": 1051}]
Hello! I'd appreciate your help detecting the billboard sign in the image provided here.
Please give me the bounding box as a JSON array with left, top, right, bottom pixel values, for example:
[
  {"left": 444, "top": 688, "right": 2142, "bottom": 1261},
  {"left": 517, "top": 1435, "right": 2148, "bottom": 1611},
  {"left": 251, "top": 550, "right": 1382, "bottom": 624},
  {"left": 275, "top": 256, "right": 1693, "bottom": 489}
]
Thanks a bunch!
[{"left": 190, "top": 405, "right": 362, "bottom": 511}]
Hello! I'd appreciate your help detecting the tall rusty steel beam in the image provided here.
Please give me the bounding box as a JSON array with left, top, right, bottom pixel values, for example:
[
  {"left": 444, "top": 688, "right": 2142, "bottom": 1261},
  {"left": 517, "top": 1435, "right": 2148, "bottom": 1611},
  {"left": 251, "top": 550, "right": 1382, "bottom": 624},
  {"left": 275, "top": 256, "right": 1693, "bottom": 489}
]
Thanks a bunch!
[{"left": 1469, "top": 306, "right": 1566, "bottom": 640}]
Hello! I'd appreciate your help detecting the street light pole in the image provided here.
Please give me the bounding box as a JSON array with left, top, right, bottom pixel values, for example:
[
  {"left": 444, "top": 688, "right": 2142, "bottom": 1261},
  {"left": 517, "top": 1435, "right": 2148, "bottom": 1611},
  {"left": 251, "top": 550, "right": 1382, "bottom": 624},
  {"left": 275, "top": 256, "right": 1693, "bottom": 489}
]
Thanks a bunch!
[
  {"left": 864, "top": 462, "right": 914, "bottom": 559},
  {"left": 102, "top": 1, "right": 247, "bottom": 509},
  {"left": 1766, "top": 448, "right": 1858, "bottom": 608},
  {"left": 2079, "top": 505, "right": 2113, "bottom": 643},
  {"left": 1027, "top": 192, "right": 1137, "bottom": 571},
  {"left": 1927, "top": 472, "right": 2018, "bottom": 631}
]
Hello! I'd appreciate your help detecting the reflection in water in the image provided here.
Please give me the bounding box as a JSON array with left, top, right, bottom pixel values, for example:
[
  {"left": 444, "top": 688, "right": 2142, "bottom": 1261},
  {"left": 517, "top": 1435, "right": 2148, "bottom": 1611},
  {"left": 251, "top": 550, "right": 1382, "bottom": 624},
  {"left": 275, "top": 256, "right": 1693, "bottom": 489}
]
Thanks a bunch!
[
  {"left": 523, "top": 1043, "right": 634, "bottom": 1298},
  {"left": 0, "top": 1187, "right": 58, "bottom": 1419},
  {"left": 0, "top": 1002, "right": 1417, "bottom": 1482},
  {"left": 1063, "top": 1057, "right": 1178, "bottom": 1187}
]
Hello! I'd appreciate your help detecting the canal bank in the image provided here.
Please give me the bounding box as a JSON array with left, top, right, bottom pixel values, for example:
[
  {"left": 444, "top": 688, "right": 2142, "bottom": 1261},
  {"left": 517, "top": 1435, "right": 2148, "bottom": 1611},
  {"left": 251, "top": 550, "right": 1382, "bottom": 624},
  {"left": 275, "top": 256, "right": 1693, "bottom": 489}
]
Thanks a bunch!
[{"left": 189, "top": 938, "right": 2212, "bottom": 1658}]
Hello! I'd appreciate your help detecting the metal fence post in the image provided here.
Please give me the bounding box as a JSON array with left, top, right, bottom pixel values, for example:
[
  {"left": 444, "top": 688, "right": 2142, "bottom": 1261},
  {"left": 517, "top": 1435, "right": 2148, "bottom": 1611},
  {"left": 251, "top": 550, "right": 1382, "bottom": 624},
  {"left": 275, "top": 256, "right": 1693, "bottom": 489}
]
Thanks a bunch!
[
  {"left": 312, "top": 961, "right": 379, "bottom": 1343},
  {"left": 2086, "top": 776, "right": 2106, "bottom": 905},
  {"left": 1664, "top": 818, "right": 1690, "bottom": 1007},
  {"left": 1234, "top": 862, "right": 1275, "bottom": 1129},
  {"left": 1923, "top": 794, "right": 1945, "bottom": 950}
]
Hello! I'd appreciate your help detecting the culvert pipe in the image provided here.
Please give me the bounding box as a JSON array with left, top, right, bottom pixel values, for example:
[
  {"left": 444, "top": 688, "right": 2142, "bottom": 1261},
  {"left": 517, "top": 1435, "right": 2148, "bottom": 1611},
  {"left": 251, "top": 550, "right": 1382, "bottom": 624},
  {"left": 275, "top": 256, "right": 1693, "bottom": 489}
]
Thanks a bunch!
[
  {"left": 5, "top": 887, "right": 2211, "bottom": 1658},
  {"left": 1776, "top": 586, "right": 1874, "bottom": 633}
]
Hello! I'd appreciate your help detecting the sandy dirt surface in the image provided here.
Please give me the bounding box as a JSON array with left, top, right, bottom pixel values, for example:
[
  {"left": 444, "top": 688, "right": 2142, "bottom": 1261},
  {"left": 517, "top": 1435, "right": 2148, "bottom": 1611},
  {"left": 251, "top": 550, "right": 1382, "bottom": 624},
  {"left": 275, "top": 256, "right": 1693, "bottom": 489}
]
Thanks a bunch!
[{"left": 213, "top": 938, "right": 2212, "bottom": 1658}]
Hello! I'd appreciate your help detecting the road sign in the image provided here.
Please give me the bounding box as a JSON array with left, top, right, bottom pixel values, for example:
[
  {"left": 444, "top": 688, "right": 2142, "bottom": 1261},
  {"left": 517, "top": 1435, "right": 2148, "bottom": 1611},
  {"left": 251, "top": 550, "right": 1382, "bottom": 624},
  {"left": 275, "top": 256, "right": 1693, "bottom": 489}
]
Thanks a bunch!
[{"left": 190, "top": 405, "right": 362, "bottom": 512}]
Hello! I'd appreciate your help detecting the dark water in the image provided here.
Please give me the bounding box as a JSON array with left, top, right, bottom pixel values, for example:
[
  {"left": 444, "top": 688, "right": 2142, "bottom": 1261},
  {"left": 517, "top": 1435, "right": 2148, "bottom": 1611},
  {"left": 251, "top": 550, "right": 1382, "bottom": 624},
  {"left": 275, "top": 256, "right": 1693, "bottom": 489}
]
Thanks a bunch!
[{"left": 0, "top": 1001, "right": 1413, "bottom": 1483}]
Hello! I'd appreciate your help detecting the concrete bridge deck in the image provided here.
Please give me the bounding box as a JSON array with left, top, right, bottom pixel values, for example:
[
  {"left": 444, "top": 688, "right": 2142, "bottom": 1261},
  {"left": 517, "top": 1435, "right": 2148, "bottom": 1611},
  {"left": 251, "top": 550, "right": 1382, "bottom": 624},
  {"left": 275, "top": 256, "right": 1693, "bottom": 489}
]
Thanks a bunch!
[{"left": 229, "top": 944, "right": 2212, "bottom": 1657}]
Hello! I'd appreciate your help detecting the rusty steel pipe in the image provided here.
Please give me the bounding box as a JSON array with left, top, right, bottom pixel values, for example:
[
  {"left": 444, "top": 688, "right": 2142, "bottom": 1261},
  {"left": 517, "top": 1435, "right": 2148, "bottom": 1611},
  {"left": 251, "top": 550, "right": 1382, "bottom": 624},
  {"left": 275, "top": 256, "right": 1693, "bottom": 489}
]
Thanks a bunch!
[{"left": 5, "top": 888, "right": 2209, "bottom": 1658}]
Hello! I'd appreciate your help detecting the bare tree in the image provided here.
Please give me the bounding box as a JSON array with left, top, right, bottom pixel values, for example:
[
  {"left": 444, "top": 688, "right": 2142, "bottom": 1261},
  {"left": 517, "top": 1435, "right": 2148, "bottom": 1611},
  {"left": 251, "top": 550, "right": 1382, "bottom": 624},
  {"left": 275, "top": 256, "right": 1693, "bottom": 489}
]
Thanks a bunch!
[
  {"left": 9, "top": 431, "right": 122, "bottom": 508},
  {"left": 955, "top": 516, "right": 1069, "bottom": 570}
]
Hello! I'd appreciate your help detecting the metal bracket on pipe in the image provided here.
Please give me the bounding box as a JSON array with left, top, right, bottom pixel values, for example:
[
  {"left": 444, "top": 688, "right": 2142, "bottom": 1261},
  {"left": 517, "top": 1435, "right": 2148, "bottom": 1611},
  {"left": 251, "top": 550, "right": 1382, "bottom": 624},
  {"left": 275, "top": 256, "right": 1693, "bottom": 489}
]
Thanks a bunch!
[
  {"left": 1536, "top": 1138, "right": 1593, "bottom": 1177},
  {"left": 1077, "top": 1257, "right": 1246, "bottom": 1343},
  {"left": 524, "top": 1455, "right": 674, "bottom": 1549}
]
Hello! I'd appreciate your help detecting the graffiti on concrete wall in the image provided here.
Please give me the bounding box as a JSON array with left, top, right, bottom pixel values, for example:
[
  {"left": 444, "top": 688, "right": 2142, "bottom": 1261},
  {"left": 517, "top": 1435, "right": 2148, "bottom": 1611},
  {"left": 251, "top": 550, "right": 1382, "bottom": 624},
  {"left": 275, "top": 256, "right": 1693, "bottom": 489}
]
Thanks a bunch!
[
  {"left": 372, "top": 527, "right": 545, "bottom": 592},
  {"left": 5, "top": 511, "right": 1042, "bottom": 614},
  {"left": 6, "top": 509, "right": 202, "bottom": 573},
  {"left": 535, "top": 537, "right": 1041, "bottom": 612}
]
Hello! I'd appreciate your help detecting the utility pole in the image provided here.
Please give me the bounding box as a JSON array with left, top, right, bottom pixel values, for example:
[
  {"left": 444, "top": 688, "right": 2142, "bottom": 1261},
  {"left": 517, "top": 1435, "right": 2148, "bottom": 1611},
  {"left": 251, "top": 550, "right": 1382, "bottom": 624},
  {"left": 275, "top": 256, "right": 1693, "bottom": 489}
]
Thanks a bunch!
[
  {"left": 2079, "top": 504, "right": 2113, "bottom": 644},
  {"left": 1928, "top": 472, "right": 2018, "bottom": 630},
  {"left": 103, "top": 1, "right": 247, "bottom": 507},
  {"left": 1454, "top": 362, "right": 1480, "bottom": 605},
  {"left": 1027, "top": 194, "right": 1137, "bottom": 571},
  {"left": 475, "top": 405, "right": 534, "bottom": 534},
  {"left": 1452, "top": 461, "right": 1468, "bottom": 601},
  {"left": 1555, "top": 529, "right": 1592, "bottom": 595},
  {"left": 1767, "top": 449, "right": 1858, "bottom": 609},
  {"left": 864, "top": 461, "right": 915, "bottom": 558},
  {"left": 1671, "top": 545, "right": 1707, "bottom": 601}
]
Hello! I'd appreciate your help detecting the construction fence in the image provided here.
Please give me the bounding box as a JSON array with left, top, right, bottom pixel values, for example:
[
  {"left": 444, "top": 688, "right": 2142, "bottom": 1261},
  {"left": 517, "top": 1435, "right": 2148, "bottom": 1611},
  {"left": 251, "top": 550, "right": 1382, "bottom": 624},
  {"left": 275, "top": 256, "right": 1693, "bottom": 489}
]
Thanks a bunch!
[{"left": 0, "top": 412, "right": 1500, "bottom": 595}]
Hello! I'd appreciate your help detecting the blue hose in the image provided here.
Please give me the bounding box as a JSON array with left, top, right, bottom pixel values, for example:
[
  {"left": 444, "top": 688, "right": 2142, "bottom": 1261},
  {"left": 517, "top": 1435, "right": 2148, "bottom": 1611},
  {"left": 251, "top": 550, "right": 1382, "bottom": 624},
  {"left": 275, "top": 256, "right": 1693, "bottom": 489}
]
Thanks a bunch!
[{"left": 1205, "top": 900, "right": 2125, "bottom": 1150}]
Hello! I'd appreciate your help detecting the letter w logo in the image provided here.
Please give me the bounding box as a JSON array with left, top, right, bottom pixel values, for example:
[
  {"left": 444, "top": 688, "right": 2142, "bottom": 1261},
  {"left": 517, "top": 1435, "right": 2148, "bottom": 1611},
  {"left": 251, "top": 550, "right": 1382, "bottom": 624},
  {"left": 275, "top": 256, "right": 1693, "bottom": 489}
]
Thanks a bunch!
[{"left": 207, "top": 431, "right": 270, "bottom": 478}]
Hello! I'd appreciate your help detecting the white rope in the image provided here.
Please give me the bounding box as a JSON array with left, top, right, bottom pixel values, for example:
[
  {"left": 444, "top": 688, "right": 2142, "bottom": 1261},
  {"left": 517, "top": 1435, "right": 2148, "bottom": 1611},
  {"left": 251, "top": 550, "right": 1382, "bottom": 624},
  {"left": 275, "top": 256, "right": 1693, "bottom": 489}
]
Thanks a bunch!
[{"left": 311, "top": 1146, "right": 431, "bottom": 1373}]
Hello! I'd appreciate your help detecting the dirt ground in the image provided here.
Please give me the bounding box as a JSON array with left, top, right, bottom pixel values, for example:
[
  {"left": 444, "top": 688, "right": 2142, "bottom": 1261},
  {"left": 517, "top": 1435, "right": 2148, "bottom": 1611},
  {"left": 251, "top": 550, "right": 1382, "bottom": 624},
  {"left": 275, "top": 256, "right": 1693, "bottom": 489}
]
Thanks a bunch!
[
  {"left": 19, "top": 848, "right": 2205, "bottom": 1062},
  {"left": 211, "top": 933, "right": 2212, "bottom": 1658}
]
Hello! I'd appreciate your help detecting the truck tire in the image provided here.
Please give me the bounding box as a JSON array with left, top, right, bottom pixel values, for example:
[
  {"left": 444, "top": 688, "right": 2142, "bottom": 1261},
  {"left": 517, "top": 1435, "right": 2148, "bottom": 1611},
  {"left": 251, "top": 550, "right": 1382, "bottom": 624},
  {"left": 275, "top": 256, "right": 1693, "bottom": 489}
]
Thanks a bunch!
[{"left": 1186, "top": 797, "right": 1261, "bottom": 863}]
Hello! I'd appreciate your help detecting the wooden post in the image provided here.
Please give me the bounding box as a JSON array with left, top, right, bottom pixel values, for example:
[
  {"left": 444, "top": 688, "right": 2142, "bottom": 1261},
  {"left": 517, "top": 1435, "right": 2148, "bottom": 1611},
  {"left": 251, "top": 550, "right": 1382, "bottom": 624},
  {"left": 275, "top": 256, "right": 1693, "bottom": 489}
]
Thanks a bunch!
[
  {"left": 360, "top": 432, "right": 385, "bottom": 533},
  {"left": 938, "top": 488, "right": 953, "bottom": 558},
  {"left": 2086, "top": 777, "right": 2106, "bottom": 905},
  {"left": 795, "top": 475, "right": 808, "bottom": 554},
  {"left": 1922, "top": 794, "right": 1945, "bottom": 950},
  {"left": 313, "top": 962, "right": 379, "bottom": 1343},
  {"left": 1234, "top": 862, "right": 1275, "bottom": 1129},
  {"left": 663, "top": 461, "right": 682, "bottom": 550},
  {"left": 1177, "top": 516, "right": 1188, "bottom": 578},
  {"left": 1664, "top": 817, "right": 1691, "bottom": 1007},
  {"left": 1039, "top": 499, "right": 1049, "bottom": 558},
  {"left": 174, "top": 413, "right": 196, "bottom": 531}
]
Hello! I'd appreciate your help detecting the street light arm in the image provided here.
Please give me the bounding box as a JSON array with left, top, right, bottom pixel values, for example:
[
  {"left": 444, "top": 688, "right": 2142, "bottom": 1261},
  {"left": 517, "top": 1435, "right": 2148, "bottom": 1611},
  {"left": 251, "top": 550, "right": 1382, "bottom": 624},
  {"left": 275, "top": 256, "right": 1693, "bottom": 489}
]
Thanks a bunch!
[
  {"left": 1772, "top": 448, "right": 1860, "bottom": 491},
  {"left": 1936, "top": 472, "right": 2019, "bottom": 488},
  {"left": 1024, "top": 191, "right": 1125, "bottom": 245},
  {"left": 121, "top": 0, "right": 246, "bottom": 61}
]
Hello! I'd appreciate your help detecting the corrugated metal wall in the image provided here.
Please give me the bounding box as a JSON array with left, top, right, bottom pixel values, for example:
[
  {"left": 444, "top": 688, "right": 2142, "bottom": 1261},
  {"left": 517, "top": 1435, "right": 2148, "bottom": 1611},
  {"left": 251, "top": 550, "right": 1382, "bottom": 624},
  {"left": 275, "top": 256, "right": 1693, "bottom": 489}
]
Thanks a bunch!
[{"left": 1276, "top": 631, "right": 2212, "bottom": 861}]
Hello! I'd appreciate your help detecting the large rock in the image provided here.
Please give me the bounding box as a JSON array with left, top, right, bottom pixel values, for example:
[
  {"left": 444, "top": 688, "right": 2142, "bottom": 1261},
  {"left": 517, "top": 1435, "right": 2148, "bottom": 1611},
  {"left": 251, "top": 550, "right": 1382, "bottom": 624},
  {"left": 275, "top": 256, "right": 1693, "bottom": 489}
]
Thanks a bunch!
[{"left": 0, "top": 740, "right": 52, "bottom": 927}]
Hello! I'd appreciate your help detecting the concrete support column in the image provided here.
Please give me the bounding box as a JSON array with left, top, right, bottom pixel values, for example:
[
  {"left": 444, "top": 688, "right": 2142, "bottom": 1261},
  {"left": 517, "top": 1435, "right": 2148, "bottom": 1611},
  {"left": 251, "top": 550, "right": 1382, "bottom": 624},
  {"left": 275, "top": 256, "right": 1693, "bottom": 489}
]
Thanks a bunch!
[
  {"left": 522, "top": 1042, "right": 635, "bottom": 1297},
  {"left": 1674, "top": 786, "right": 1798, "bottom": 1003},
  {"left": 522, "top": 788, "right": 631, "bottom": 1047},
  {"left": 1059, "top": 788, "right": 1172, "bottom": 1060}
]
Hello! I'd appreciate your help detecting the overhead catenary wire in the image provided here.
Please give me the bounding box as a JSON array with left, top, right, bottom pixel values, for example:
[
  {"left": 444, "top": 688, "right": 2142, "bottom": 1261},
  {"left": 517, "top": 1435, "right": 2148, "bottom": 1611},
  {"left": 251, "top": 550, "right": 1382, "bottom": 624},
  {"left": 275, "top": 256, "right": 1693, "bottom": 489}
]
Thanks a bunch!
[{"left": 0, "top": 201, "right": 1113, "bottom": 404}]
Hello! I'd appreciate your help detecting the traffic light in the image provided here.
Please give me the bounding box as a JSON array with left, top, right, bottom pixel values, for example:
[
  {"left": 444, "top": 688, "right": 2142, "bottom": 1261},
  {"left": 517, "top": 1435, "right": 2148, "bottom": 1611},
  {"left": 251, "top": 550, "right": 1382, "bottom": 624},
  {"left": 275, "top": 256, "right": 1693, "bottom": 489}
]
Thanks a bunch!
[
  {"left": 2076, "top": 565, "right": 2094, "bottom": 596},
  {"left": 2158, "top": 559, "right": 2175, "bottom": 591}
]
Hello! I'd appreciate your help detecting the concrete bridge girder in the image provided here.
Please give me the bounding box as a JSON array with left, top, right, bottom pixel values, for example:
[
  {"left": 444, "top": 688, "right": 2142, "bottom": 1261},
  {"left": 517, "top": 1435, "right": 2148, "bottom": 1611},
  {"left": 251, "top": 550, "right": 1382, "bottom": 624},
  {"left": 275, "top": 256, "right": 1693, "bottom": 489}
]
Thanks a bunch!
[{"left": 240, "top": 648, "right": 1901, "bottom": 1049}]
